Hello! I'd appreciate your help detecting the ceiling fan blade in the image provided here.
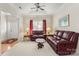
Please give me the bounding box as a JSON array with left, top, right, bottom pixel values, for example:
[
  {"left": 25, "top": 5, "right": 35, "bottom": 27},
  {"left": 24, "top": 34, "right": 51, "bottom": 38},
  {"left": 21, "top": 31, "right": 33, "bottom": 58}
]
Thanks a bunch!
[
  {"left": 40, "top": 7, "right": 44, "bottom": 10},
  {"left": 31, "top": 7, "right": 36, "bottom": 9},
  {"left": 34, "top": 3, "right": 39, "bottom": 6}
]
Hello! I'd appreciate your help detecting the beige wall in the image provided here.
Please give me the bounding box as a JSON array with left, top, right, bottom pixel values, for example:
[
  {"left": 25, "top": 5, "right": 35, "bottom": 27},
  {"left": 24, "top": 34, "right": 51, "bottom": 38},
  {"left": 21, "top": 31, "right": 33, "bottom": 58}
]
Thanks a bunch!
[
  {"left": 53, "top": 4, "right": 79, "bottom": 33},
  {"left": 23, "top": 15, "right": 53, "bottom": 32},
  {"left": 0, "top": 4, "right": 19, "bottom": 41}
]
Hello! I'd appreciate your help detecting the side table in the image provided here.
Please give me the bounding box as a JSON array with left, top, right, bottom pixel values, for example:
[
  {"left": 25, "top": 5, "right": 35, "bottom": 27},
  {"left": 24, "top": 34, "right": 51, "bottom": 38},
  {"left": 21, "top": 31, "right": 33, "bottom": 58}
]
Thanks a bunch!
[{"left": 23, "top": 35, "right": 30, "bottom": 41}]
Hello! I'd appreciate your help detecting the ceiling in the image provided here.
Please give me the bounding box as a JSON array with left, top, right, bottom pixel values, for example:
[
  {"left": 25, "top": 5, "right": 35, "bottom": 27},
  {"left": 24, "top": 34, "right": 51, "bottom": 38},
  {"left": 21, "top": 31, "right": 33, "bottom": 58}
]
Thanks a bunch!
[{"left": 9, "top": 3, "right": 64, "bottom": 15}]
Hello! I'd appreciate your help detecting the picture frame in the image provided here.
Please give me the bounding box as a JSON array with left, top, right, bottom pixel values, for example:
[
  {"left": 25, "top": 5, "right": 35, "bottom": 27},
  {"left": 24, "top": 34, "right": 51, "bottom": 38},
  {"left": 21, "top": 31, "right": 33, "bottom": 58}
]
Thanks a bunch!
[{"left": 59, "top": 14, "right": 69, "bottom": 27}]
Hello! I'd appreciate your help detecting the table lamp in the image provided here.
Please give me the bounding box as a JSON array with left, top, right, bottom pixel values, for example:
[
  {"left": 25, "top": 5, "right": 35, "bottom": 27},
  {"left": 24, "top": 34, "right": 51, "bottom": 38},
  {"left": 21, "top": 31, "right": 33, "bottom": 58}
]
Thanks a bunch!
[{"left": 46, "top": 27, "right": 51, "bottom": 35}]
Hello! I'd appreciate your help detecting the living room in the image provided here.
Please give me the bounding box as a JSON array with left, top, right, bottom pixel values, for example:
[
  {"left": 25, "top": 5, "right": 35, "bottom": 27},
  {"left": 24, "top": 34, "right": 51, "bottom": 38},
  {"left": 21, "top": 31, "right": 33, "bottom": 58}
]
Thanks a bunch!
[{"left": 0, "top": 3, "right": 79, "bottom": 56}]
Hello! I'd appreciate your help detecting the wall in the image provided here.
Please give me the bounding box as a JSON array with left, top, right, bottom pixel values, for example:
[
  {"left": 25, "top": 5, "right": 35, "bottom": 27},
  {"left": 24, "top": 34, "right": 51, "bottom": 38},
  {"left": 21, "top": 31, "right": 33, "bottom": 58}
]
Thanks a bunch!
[
  {"left": 0, "top": 4, "right": 19, "bottom": 41},
  {"left": 23, "top": 15, "right": 53, "bottom": 32},
  {"left": 53, "top": 4, "right": 79, "bottom": 33},
  {"left": 0, "top": 11, "right": 7, "bottom": 41},
  {"left": 18, "top": 16, "right": 24, "bottom": 41},
  {"left": 6, "top": 16, "right": 19, "bottom": 39},
  {"left": 53, "top": 4, "right": 79, "bottom": 55}
]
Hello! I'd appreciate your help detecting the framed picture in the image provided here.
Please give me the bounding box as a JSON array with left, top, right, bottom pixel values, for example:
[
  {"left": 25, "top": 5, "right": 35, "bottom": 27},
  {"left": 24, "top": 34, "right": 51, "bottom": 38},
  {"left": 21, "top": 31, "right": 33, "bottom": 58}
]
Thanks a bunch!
[{"left": 59, "top": 14, "right": 69, "bottom": 27}]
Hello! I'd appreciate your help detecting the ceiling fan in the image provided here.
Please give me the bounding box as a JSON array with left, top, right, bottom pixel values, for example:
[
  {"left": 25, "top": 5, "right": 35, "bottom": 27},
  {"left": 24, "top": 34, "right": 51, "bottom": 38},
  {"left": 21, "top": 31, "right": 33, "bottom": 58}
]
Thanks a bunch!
[{"left": 31, "top": 3, "right": 45, "bottom": 11}]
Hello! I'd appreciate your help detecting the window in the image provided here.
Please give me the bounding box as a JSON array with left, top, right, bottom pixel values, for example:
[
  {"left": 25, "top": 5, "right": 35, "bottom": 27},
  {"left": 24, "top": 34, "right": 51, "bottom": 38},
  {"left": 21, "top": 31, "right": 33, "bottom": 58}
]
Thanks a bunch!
[{"left": 33, "top": 21, "right": 43, "bottom": 31}]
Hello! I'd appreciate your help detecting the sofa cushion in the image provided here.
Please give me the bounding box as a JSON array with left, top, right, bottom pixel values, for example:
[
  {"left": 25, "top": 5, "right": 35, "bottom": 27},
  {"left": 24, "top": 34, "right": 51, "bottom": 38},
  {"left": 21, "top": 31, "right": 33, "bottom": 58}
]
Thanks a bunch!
[
  {"left": 57, "top": 31, "right": 63, "bottom": 37},
  {"left": 70, "top": 33, "right": 79, "bottom": 42},
  {"left": 51, "top": 39, "right": 60, "bottom": 45},
  {"left": 47, "top": 36, "right": 53, "bottom": 40},
  {"left": 52, "top": 40, "right": 57, "bottom": 45},
  {"left": 58, "top": 32, "right": 61, "bottom": 36},
  {"left": 54, "top": 36, "right": 57, "bottom": 38},
  {"left": 62, "top": 32, "right": 68, "bottom": 39},
  {"left": 54, "top": 31, "right": 58, "bottom": 35},
  {"left": 62, "top": 31, "right": 74, "bottom": 41},
  {"left": 56, "top": 37, "right": 61, "bottom": 40},
  {"left": 61, "top": 39, "right": 66, "bottom": 41}
]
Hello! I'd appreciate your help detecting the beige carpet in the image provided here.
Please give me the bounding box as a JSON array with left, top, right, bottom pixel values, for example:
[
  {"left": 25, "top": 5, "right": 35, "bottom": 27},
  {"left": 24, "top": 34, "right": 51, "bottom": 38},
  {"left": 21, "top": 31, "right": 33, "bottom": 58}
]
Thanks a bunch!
[
  {"left": 2, "top": 41, "right": 57, "bottom": 56},
  {"left": 1, "top": 40, "right": 79, "bottom": 56}
]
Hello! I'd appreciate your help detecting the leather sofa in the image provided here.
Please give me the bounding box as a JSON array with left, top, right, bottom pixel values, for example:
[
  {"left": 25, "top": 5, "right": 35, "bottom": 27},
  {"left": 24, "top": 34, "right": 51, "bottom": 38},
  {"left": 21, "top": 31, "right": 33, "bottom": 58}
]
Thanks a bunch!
[
  {"left": 46, "top": 30, "right": 79, "bottom": 55},
  {"left": 30, "top": 31, "right": 45, "bottom": 41}
]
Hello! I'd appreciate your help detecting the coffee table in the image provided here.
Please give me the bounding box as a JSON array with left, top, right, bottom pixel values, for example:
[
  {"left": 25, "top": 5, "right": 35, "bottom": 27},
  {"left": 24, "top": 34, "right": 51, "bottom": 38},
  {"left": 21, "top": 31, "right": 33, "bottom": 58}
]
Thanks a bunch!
[{"left": 35, "top": 38, "right": 46, "bottom": 49}]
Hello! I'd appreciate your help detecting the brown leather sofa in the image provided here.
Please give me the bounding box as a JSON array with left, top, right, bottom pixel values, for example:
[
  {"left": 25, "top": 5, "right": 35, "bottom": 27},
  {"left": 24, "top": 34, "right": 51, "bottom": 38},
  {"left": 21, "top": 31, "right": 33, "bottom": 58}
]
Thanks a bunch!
[
  {"left": 46, "top": 30, "right": 79, "bottom": 55},
  {"left": 30, "top": 31, "right": 45, "bottom": 41}
]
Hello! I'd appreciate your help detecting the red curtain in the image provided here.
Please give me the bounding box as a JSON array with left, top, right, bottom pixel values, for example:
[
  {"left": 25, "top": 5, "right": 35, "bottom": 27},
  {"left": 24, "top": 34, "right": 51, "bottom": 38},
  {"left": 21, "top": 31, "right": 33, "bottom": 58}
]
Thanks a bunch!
[
  {"left": 43, "top": 20, "right": 46, "bottom": 34},
  {"left": 30, "top": 20, "right": 33, "bottom": 35}
]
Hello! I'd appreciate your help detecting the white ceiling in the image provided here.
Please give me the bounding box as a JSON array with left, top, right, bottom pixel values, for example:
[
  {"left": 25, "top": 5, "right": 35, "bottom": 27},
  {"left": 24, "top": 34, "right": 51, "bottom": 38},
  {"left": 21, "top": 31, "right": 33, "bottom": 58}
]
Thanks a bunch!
[{"left": 9, "top": 3, "right": 64, "bottom": 15}]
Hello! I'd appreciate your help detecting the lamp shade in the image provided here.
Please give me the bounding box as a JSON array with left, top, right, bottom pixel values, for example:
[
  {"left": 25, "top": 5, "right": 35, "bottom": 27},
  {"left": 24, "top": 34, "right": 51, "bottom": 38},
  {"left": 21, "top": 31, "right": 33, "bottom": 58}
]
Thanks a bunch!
[
  {"left": 47, "top": 27, "right": 51, "bottom": 31},
  {"left": 25, "top": 27, "right": 29, "bottom": 32}
]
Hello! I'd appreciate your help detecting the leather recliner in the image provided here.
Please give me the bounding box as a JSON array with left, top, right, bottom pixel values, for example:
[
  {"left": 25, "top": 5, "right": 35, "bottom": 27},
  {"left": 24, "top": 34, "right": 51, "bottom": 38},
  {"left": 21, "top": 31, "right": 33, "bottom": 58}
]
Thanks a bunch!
[{"left": 46, "top": 30, "right": 79, "bottom": 55}]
